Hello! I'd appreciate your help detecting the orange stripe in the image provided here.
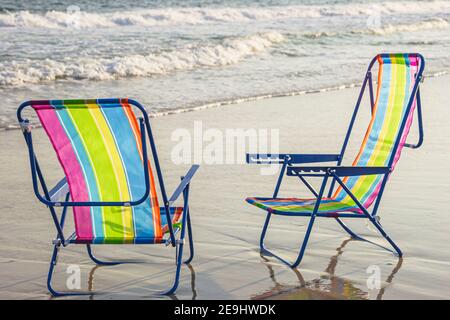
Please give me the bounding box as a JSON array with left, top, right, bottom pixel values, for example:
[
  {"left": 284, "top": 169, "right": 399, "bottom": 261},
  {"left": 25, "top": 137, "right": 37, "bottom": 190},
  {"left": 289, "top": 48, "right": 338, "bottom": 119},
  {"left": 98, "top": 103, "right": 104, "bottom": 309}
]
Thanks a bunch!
[
  {"left": 121, "top": 101, "right": 162, "bottom": 239},
  {"left": 332, "top": 56, "right": 384, "bottom": 199}
]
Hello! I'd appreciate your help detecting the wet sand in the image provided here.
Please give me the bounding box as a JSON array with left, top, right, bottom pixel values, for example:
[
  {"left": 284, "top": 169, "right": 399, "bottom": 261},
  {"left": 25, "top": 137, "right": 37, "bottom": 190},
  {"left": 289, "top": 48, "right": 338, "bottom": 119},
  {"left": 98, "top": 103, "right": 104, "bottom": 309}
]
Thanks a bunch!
[{"left": 0, "top": 74, "right": 449, "bottom": 299}]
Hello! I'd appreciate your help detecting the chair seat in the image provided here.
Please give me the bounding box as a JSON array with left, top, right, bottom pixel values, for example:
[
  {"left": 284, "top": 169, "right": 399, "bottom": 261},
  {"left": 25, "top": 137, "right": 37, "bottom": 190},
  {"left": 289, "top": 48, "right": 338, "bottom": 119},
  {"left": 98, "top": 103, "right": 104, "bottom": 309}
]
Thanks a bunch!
[
  {"left": 70, "top": 207, "right": 183, "bottom": 244},
  {"left": 246, "top": 197, "right": 364, "bottom": 216}
]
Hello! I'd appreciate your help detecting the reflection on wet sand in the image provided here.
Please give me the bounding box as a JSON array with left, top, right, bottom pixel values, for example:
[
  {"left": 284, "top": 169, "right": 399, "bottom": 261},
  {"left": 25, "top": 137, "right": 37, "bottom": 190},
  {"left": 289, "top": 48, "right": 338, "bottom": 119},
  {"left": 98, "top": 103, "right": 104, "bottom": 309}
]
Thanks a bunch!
[
  {"left": 86, "top": 263, "right": 197, "bottom": 300},
  {"left": 252, "top": 238, "right": 403, "bottom": 300},
  {"left": 168, "top": 264, "right": 198, "bottom": 301}
]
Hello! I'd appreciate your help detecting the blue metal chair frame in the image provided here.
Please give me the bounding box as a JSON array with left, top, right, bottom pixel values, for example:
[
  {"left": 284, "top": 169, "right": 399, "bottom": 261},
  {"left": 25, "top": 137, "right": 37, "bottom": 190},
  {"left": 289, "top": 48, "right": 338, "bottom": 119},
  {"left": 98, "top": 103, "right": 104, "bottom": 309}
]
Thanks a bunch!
[
  {"left": 246, "top": 53, "right": 425, "bottom": 268},
  {"left": 17, "top": 98, "right": 199, "bottom": 296}
]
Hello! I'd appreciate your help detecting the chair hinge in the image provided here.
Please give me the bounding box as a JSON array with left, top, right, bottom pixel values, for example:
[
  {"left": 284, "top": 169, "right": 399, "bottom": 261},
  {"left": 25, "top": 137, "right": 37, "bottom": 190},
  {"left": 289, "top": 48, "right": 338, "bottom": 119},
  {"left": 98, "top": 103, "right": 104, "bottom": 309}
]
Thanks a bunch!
[
  {"left": 419, "top": 75, "right": 425, "bottom": 83},
  {"left": 20, "top": 121, "right": 31, "bottom": 133}
]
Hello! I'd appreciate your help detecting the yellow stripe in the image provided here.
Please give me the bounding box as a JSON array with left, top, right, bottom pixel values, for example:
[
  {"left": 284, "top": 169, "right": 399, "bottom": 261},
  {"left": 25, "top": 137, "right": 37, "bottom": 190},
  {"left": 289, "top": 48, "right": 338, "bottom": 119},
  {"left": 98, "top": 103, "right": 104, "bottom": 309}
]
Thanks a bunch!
[
  {"left": 64, "top": 105, "right": 107, "bottom": 238},
  {"left": 88, "top": 104, "right": 134, "bottom": 241},
  {"left": 341, "top": 60, "right": 397, "bottom": 203}
]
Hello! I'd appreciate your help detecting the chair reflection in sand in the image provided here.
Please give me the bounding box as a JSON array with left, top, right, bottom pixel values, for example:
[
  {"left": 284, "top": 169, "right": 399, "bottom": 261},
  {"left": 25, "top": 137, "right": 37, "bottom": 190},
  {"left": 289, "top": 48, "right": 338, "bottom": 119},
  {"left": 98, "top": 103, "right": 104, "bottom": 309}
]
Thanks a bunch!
[
  {"left": 252, "top": 238, "right": 403, "bottom": 300},
  {"left": 86, "top": 262, "right": 197, "bottom": 300}
]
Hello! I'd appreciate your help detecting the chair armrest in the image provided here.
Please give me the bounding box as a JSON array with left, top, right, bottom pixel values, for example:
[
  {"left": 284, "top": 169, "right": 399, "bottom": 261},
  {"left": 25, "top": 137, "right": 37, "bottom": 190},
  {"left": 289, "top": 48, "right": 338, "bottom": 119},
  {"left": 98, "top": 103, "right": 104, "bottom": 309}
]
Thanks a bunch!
[
  {"left": 246, "top": 153, "right": 340, "bottom": 164},
  {"left": 168, "top": 165, "right": 200, "bottom": 206},
  {"left": 287, "top": 166, "right": 391, "bottom": 177}
]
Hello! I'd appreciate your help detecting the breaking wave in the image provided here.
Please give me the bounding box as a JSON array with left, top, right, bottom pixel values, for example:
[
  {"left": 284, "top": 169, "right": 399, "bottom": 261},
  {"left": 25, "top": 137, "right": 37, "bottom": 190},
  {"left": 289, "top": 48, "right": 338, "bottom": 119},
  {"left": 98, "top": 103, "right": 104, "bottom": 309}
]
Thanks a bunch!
[
  {"left": 1, "top": 1, "right": 450, "bottom": 29},
  {"left": 0, "top": 32, "right": 284, "bottom": 86}
]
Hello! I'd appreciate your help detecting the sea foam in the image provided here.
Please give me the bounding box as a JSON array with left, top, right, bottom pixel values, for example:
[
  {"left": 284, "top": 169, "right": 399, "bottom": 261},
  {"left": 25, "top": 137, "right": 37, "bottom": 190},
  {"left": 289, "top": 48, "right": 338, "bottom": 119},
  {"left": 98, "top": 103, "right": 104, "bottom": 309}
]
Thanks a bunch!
[
  {"left": 1, "top": 1, "right": 450, "bottom": 29},
  {"left": 0, "top": 32, "right": 284, "bottom": 86}
]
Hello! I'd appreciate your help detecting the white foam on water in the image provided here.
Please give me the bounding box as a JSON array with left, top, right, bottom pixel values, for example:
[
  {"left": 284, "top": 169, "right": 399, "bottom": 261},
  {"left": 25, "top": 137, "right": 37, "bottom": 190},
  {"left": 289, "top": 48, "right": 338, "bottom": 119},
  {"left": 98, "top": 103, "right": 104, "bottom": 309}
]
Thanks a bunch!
[
  {"left": 1, "top": 1, "right": 450, "bottom": 29},
  {"left": 366, "top": 17, "right": 449, "bottom": 35},
  {"left": 0, "top": 32, "right": 284, "bottom": 86},
  {"left": 298, "top": 17, "right": 449, "bottom": 39}
]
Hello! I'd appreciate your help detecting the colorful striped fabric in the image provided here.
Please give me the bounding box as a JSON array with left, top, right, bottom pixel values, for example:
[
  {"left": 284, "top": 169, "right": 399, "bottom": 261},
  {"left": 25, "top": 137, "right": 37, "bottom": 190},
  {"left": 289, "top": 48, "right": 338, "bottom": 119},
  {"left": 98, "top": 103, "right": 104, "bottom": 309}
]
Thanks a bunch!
[
  {"left": 247, "top": 54, "right": 420, "bottom": 215},
  {"left": 32, "top": 99, "right": 182, "bottom": 244}
]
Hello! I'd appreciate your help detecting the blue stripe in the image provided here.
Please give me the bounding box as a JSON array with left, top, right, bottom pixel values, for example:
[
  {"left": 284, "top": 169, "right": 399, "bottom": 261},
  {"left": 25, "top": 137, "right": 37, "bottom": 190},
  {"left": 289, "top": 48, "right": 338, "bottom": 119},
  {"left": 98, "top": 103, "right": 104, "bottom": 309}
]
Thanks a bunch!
[
  {"left": 335, "top": 60, "right": 393, "bottom": 201},
  {"left": 100, "top": 104, "right": 156, "bottom": 240}
]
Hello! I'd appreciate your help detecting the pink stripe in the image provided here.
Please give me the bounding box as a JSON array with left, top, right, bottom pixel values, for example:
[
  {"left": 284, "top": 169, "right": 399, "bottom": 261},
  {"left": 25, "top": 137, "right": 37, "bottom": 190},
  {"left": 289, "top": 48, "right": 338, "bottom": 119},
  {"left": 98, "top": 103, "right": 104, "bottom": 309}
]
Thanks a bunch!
[
  {"left": 391, "top": 58, "right": 419, "bottom": 169},
  {"left": 362, "top": 59, "right": 419, "bottom": 209},
  {"left": 33, "top": 105, "right": 93, "bottom": 240}
]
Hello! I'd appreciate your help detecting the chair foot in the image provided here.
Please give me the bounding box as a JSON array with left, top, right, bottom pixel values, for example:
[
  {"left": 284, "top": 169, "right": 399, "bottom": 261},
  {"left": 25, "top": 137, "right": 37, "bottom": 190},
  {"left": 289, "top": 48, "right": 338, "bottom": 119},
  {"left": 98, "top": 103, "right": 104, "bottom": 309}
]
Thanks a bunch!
[
  {"left": 260, "top": 247, "right": 299, "bottom": 268},
  {"left": 259, "top": 213, "right": 316, "bottom": 268},
  {"left": 86, "top": 244, "right": 144, "bottom": 265},
  {"left": 161, "top": 213, "right": 194, "bottom": 295},
  {"left": 47, "top": 238, "right": 193, "bottom": 297},
  {"left": 335, "top": 217, "right": 403, "bottom": 257},
  {"left": 160, "top": 242, "right": 184, "bottom": 295},
  {"left": 47, "top": 244, "right": 93, "bottom": 297}
]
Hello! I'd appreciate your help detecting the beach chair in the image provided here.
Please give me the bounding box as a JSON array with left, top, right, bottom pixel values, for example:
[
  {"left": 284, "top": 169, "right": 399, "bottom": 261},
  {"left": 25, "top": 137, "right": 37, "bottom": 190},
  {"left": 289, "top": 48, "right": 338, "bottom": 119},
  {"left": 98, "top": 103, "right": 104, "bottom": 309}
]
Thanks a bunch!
[
  {"left": 246, "top": 53, "right": 425, "bottom": 267},
  {"left": 17, "top": 98, "right": 199, "bottom": 296}
]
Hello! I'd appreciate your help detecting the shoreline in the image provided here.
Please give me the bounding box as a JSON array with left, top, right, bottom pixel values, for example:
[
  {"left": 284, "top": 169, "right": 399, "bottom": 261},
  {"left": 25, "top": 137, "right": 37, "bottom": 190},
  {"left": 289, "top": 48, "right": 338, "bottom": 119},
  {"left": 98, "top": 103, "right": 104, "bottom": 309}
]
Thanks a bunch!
[{"left": 1, "top": 69, "right": 449, "bottom": 132}]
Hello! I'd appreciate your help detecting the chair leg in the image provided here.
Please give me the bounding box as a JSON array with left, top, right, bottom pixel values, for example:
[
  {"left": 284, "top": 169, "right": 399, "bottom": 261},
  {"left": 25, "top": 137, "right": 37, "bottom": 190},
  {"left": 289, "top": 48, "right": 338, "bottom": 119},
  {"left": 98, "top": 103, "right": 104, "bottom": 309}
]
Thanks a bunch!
[
  {"left": 86, "top": 245, "right": 124, "bottom": 266},
  {"left": 366, "top": 215, "right": 403, "bottom": 257},
  {"left": 160, "top": 240, "right": 184, "bottom": 295},
  {"left": 331, "top": 173, "right": 402, "bottom": 257},
  {"left": 86, "top": 244, "right": 146, "bottom": 265},
  {"left": 260, "top": 174, "right": 329, "bottom": 268},
  {"left": 335, "top": 217, "right": 402, "bottom": 256},
  {"left": 335, "top": 218, "right": 364, "bottom": 240},
  {"left": 160, "top": 184, "right": 192, "bottom": 295},
  {"left": 260, "top": 213, "right": 317, "bottom": 268},
  {"left": 259, "top": 212, "right": 272, "bottom": 251},
  {"left": 162, "top": 213, "right": 194, "bottom": 296},
  {"left": 47, "top": 243, "right": 92, "bottom": 297},
  {"left": 183, "top": 210, "right": 194, "bottom": 264}
]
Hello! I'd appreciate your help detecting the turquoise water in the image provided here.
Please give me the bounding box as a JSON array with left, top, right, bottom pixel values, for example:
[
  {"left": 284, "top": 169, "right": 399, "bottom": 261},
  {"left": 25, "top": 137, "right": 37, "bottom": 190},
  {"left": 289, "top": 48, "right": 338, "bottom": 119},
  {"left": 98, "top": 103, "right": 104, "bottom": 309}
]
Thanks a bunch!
[{"left": 1, "top": 0, "right": 449, "bottom": 128}]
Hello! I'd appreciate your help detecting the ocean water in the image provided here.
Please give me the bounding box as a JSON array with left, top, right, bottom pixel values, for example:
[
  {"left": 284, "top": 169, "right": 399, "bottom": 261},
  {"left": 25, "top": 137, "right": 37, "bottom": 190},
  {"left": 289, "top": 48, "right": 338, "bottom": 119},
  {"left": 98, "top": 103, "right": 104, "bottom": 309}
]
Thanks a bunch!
[{"left": 1, "top": 0, "right": 450, "bottom": 129}]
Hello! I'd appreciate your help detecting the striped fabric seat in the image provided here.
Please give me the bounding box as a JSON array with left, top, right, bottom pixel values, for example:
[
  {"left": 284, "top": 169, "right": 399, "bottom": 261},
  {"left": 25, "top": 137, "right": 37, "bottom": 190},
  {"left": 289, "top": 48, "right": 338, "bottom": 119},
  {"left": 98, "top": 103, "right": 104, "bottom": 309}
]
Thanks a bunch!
[
  {"left": 32, "top": 99, "right": 182, "bottom": 244},
  {"left": 246, "top": 197, "right": 361, "bottom": 215},
  {"left": 247, "top": 54, "right": 420, "bottom": 215}
]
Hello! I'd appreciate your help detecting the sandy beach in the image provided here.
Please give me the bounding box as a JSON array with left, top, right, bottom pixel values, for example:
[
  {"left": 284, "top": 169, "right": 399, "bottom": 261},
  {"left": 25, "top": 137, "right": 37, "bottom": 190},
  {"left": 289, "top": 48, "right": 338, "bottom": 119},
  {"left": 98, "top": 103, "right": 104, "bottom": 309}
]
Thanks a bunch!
[{"left": 0, "top": 73, "right": 449, "bottom": 300}]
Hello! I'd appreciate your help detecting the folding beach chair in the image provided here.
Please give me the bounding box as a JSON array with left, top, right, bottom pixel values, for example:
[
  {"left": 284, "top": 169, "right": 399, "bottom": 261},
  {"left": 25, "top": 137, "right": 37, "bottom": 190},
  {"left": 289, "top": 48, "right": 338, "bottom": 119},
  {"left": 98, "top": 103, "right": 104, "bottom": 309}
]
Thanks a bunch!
[
  {"left": 246, "top": 53, "right": 425, "bottom": 267},
  {"left": 18, "top": 98, "right": 199, "bottom": 296}
]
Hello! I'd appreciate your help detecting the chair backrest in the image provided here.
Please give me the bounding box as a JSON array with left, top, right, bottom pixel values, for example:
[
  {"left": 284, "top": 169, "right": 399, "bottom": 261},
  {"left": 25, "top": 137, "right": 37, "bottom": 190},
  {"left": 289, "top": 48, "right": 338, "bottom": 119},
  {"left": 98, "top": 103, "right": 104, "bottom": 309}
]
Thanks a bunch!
[
  {"left": 333, "top": 54, "right": 423, "bottom": 209},
  {"left": 31, "top": 99, "right": 162, "bottom": 243}
]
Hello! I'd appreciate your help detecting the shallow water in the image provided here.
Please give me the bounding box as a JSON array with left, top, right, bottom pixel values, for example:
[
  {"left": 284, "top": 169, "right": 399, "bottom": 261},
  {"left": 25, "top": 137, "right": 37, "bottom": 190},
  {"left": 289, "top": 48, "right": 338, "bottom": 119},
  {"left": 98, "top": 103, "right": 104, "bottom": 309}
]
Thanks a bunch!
[
  {"left": 1, "top": 74, "right": 449, "bottom": 299},
  {"left": 1, "top": 0, "right": 450, "bottom": 129}
]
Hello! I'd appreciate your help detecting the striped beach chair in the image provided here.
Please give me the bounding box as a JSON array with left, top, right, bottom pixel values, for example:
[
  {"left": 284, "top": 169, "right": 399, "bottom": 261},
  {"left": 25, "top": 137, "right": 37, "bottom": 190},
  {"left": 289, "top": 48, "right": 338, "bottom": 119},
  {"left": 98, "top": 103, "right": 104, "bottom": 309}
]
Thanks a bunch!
[
  {"left": 246, "top": 53, "right": 425, "bottom": 267},
  {"left": 18, "top": 98, "right": 199, "bottom": 296}
]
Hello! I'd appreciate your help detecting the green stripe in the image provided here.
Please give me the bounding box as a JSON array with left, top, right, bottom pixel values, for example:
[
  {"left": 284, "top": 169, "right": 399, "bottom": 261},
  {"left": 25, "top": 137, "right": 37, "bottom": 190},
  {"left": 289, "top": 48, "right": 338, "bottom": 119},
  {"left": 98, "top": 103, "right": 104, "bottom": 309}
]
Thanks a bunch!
[
  {"left": 351, "top": 56, "right": 407, "bottom": 201},
  {"left": 66, "top": 104, "right": 124, "bottom": 240}
]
